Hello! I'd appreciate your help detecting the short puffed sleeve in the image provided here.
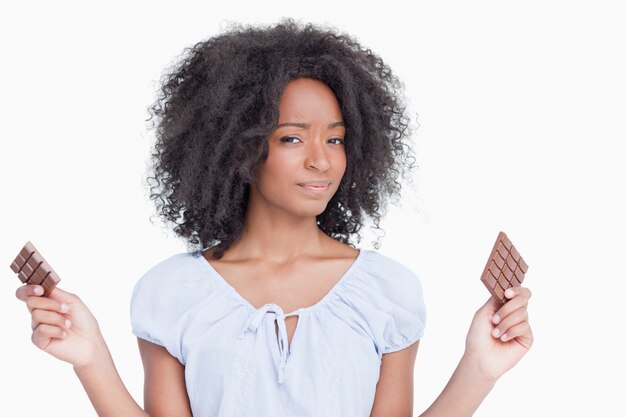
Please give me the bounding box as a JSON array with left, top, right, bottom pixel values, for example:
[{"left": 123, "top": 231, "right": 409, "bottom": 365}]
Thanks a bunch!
[
  {"left": 340, "top": 250, "right": 427, "bottom": 357},
  {"left": 130, "top": 253, "right": 208, "bottom": 364}
]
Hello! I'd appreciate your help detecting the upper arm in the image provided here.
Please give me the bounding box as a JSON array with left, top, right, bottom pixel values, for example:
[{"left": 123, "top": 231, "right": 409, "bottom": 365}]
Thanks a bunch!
[
  {"left": 137, "top": 338, "right": 193, "bottom": 417},
  {"left": 370, "top": 340, "right": 420, "bottom": 417}
]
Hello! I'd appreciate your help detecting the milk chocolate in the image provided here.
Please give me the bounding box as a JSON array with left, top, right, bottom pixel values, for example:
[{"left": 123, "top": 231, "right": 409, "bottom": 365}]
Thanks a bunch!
[
  {"left": 480, "top": 232, "right": 528, "bottom": 303},
  {"left": 9, "top": 241, "right": 60, "bottom": 296}
]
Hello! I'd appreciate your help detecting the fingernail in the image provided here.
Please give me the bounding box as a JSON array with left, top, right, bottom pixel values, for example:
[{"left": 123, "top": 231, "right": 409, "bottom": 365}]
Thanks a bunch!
[
  {"left": 492, "top": 327, "right": 500, "bottom": 337},
  {"left": 33, "top": 286, "right": 44, "bottom": 295},
  {"left": 501, "top": 333, "right": 508, "bottom": 341},
  {"left": 60, "top": 303, "right": 70, "bottom": 313},
  {"left": 62, "top": 331, "right": 67, "bottom": 337},
  {"left": 505, "top": 288, "right": 515, "bottom": 298},
  {"left": 492, "top": 314, "right": 500, "bottom": 324},
  {"left": 65, "top": 319, "right": 72, "bottom": 328}
]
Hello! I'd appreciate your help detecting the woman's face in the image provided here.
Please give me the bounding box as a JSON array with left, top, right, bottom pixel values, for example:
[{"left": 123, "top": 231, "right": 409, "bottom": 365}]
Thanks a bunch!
[{"left": 250, "top": 78, "right": 347, "bottom": 219}]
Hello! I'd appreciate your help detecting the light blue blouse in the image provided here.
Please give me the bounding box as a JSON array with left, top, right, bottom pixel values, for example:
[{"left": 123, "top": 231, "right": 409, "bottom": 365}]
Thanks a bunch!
[{"left": 130, "top": 248, "right": 426, "bottom": 417}]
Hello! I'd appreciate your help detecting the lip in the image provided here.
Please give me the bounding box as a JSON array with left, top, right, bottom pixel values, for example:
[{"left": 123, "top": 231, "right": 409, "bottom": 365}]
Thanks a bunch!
[{"left": 297, "top": 181, "right": 331, "bottom": 194}]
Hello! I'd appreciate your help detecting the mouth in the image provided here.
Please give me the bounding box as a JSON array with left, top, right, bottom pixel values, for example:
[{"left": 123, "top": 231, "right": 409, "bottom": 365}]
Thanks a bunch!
[{"left": 297, "top": 181, "right": 331, "bottom": 193}]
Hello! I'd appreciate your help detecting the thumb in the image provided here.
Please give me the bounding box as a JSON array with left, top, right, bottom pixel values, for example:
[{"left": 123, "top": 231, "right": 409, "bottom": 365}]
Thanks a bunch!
[{"left": 477, "top": 295, "right": 500, "bottom": 317}]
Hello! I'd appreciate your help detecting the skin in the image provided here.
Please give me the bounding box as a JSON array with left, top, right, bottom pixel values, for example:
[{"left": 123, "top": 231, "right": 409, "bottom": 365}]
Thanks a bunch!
[{"left": 15, "top": 78, "right": 533, "bottom": 417}]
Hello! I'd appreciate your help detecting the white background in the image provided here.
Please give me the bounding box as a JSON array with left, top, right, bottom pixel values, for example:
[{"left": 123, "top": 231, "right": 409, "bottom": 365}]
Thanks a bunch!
[{"left": 1, "top": 1, "right": 624, "bottom": 416}]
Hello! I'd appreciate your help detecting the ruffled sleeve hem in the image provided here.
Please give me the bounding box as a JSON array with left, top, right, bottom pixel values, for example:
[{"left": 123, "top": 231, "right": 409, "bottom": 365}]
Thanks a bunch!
[
  {"left": 132, "top": 329, "right": 165, "bottom": 348},
  {"left": 381, "top": 328, "right": 424, "bottom": 354}
]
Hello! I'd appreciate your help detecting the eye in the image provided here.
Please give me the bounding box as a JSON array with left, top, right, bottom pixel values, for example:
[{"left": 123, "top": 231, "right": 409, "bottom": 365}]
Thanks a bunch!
[
  {"left": 279, "top": 136, "right": 302, "bottom": 144},
  {"left": 328, "top": 137, "right": 345, "bottom": 145}
]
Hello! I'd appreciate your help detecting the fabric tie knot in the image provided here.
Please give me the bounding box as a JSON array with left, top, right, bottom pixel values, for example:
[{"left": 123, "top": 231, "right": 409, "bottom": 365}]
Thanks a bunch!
[{"left": 239, "top": 303, "right": 299, "bottom": 384}]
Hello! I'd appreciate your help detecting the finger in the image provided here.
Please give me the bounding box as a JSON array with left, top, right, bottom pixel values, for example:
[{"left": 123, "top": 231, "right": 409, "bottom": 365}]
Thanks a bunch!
[
  {"left": 15, "top": 285, "right": 44, "bottom": 301},
  {"left": 31, "top": 324, "right": 67, "bottom": 350},
  {"left": 46, "top": 287, "right": 79, "bottom": 304},
  {"left": 492, "top": 306, "right": 529, "bottom": 340},
  {"left": 26, "top": 296, "right": 71, "bottom": 314},
  {"left": 508, "top": 286, "right": 532, "bottom": 300},
  {"left": 31, "top": 309, "right": 72, "bottom": 331},
  {"left": 498, "top": 322, "right": 533, "bottom": 349},
  {"left": 491, "top": 287, "right": 531, "bottom": 325}
]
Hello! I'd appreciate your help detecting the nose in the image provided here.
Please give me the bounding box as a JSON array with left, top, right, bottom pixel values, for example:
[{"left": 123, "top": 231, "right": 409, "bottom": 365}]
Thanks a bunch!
[{"left": 304, "top": 139, "right": 330, "bottom": 172}]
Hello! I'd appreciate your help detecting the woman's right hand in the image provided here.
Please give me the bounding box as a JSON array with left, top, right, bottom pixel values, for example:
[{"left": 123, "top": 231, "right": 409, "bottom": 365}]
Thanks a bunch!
[{"left": 15, "top": 285, "right": 104, "bottom": 368}]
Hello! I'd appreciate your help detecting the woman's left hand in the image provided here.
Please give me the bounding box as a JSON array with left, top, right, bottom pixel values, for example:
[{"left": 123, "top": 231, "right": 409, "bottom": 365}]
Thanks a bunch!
[{"left": 463, "top": 286, "right": 533, "bottom": 381}]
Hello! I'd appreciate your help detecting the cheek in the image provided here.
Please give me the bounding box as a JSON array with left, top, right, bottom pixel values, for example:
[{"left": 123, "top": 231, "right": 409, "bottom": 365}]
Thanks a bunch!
[
  {"left": 333, "top": 152, "right": 347, "bottom": 176},
  {"left": 256, "top": 154, "right": 298, "bottom": 192},
  {"left": 263, "top": 152, "right": 299, "bottom": 180}
]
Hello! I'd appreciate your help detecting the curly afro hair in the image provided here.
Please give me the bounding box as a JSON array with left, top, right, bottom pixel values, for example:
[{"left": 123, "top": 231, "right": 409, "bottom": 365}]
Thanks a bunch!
[{"left": 145, "top": 18, "right": 416, "bottom": 259}]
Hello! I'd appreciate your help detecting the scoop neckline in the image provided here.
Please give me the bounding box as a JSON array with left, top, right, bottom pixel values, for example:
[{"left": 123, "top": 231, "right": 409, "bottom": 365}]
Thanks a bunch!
[{"left": 194, "top": 248, "right": 367, "bottom": 315}]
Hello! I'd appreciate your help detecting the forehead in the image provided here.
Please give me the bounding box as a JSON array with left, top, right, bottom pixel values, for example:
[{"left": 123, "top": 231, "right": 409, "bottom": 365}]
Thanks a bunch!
[{"left": 278, "top": 78, "right": 343, "bottom": 122}]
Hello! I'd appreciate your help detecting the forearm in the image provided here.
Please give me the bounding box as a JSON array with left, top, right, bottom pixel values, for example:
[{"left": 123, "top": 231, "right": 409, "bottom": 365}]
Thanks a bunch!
[
  {"left": 419, "top": 354, "right": 497, "bottom": 417},
  {"left": 73, "top": 336, "right": 149, "bottom": 417}
]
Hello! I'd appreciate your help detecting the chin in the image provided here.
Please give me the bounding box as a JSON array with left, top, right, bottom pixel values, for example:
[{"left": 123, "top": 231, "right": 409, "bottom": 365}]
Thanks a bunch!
[{"left": 290, "top": 203, "right": 330, "bottom": 219}]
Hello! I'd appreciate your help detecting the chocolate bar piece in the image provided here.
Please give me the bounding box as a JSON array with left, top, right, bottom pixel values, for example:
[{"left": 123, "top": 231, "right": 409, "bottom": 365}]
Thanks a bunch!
[
  {"left": 9, "top": 241, "right": 61, "bottom": 296},
  {"left": 480, "top": 232, "right": 528, "bottom": 303}
]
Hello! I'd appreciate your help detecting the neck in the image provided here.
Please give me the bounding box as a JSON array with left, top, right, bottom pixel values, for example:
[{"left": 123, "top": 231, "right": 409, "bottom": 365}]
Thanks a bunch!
[{"left": 225, "top": 200, "right": 330, "bottom": 264}]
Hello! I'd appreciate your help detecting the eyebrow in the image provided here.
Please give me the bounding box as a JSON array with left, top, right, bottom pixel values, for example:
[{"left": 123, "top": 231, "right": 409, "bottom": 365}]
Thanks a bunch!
[{"left": 276, "top": 121, "right": 345, "bottom": 129}]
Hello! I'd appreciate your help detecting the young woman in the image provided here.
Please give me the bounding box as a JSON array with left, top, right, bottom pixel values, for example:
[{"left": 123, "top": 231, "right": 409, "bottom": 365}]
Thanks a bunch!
[{"left": 16, "top": 19, "right": 533, "bottom": 417}]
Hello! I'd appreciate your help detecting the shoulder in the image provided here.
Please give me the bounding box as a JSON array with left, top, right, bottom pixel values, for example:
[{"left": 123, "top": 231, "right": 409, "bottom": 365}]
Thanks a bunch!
[
  {"left": 323, "top": 240, "right": 416, "bottom": 280},
  {"left": 359, "top": 249, "right": 422, "bottom": 291},
  {"left": 133, "top": 252, "right": 202, "bottom": 293},
  {"left": 131, "top": 251, "right": 212, "bottom": 312},
  {"left": 338, "top": 248, "right": 426, "bottom": 311},
  {"left": 362, "top": 249, "right": 415, "bottom": 272}
]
